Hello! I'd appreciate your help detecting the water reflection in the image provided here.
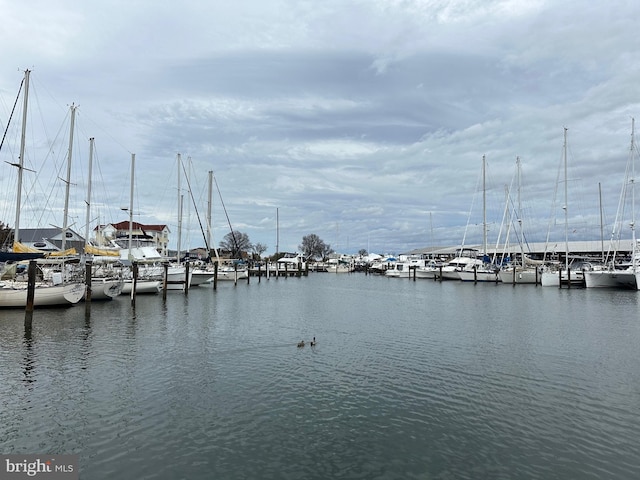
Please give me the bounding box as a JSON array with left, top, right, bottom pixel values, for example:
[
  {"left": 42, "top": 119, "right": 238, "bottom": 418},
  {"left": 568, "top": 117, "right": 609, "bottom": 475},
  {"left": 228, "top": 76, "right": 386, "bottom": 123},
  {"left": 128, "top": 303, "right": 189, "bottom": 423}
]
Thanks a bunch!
[{"left": 21, "top": 327, "right": 35, "bottom": 387}]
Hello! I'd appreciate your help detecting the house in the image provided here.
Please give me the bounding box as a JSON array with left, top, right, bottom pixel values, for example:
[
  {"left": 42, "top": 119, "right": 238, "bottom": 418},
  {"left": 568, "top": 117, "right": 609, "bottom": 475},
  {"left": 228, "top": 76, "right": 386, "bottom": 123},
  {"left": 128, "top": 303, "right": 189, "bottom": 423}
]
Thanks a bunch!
[{"left": 17, "top": 227, "right": 85, "bottom": 253}]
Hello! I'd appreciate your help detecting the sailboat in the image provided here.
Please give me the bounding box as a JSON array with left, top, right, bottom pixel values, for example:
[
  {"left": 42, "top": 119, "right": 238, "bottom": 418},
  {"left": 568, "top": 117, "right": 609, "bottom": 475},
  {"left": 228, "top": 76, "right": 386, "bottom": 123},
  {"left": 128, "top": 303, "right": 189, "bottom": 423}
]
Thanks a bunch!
[
  {"left": 0, "top": 70, "right": 85, "bottom": 308},
  {"left": 458, "top": 155, "right": 499, "bottom": 282},
  {"left": 82, "top": 137, "right": 123, "bottom": 300},
  {"left": 118, "top": 153, "right": 162, "bottom": 295},
  {"left": 498, "top": 157, "right": 542, "bottom": 284},
  {"left": 541, "top": 128, "right": 585, "bottom": 287},
  {"left": 584, "top": 118, "right": 639, "bottom": 289},
  {"left": 164, "top": 153, "right": 192, "bottom": 290}
]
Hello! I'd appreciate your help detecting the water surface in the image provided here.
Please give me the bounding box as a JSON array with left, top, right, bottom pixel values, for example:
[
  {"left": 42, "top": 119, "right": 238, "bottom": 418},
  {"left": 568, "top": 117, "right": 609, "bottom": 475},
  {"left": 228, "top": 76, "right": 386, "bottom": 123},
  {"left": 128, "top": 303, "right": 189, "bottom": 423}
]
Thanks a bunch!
[{"left": 1, "top": 275, "right": 639, "bottom": 479}]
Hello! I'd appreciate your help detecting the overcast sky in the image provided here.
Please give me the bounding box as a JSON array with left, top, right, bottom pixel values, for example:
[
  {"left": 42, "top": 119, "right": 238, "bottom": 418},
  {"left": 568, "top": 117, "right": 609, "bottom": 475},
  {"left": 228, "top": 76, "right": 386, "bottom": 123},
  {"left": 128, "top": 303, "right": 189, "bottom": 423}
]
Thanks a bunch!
[{"left": 1, "top": 0, "right": 640, "bottom": 256}]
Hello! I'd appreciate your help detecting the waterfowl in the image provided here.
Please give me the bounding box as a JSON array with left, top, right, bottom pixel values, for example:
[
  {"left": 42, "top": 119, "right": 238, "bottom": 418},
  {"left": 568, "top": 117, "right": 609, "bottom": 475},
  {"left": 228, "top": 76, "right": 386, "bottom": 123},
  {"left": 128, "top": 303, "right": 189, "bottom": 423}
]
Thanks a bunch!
[
  {"left": 297, "top": 340, "right": 305, "bottom": 348},
  {"left": 310, "top": 337, "right": 316, "bottom": 347}
]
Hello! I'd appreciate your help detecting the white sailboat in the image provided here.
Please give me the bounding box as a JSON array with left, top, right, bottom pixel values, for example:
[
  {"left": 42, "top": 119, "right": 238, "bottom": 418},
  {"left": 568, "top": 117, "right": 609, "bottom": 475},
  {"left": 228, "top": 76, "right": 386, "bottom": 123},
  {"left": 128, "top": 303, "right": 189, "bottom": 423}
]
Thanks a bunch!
[
  {"left": 585, "top": 118, "right": 639, "bottom": 289},
  {"left": 541, "top": 128, "right": 585, "bottom": 287},
  {"left": 498, "top": 157, "right": 542, "bottom": 284},
  {"left": 0, "top": 69, "right": 84, "bottom": 308},
  {"left": 119, "top": 153, "right": 162, "bottom": 295},
  {"left": 165, "top": 153, "right": 192, "bottom": 290},
  {"left": 83, "top": 137, "right": 123, "bottom": 300},
  {"left": 458, "top": 155, "right": 499, "bottom": 282}
]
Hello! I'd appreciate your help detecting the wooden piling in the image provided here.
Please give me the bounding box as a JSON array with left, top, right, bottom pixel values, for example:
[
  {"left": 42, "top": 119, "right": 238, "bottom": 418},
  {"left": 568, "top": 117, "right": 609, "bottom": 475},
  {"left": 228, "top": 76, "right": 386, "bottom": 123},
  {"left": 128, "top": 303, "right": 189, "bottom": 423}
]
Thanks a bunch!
[
  {"left": 85, "top": 261, "right": 93, "bottom": 304},
  {"left": 131, "top": 262, "right": 138, "bottom": 306},
  {"left": 184, "top": 262, "right": 190, "bottom": 294},
  {"left": 24, "top": 260, "right": 36, "bottom": 327},
  {"left": 162, "top": 262, "right": 168, "bottom": 301}
]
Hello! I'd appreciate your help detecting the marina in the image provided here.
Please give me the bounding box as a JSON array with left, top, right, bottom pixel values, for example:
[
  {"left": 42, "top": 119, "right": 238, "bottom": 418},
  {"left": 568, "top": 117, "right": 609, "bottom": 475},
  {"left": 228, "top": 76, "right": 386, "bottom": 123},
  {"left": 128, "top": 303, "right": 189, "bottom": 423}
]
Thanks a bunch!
[{"left": 1, "top": 273, "right": 639, "bottom": 479}]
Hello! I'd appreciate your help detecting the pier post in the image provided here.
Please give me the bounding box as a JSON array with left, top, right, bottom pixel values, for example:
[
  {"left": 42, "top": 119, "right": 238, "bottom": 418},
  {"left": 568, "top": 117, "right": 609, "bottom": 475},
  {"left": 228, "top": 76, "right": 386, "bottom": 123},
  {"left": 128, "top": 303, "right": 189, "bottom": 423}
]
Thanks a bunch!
[
  {"left": 24, "top": 260, "right": 36, "bottom": 326},
  {"left": 184, "top": 261, "right": 190, "bottom": 295},
  {"left": 213, "top": 262, "right": 218, "bottom": 290},
  {"left": 85, "top": 261, "right": 93, "bottom": 304},
  {"left": 557, "top": 267, "right": 562, "bottom": 288},
  {"left": 132, "top": 262, "right": 138, "bottom": 306},
  {"left": 258, "top": 263, "right": 261, "bottom": 283},
  {"left": 473, "top": 265, "right": 478, "bottom": 284},
  {"left": 162, "top": 262, "right": 168, "bottom": 301}
]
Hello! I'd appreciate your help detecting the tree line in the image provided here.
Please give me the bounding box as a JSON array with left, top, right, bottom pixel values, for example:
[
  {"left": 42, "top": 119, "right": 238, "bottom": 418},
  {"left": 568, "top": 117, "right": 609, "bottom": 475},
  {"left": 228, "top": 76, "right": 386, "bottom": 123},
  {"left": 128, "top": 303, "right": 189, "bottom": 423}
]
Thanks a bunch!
[{"left": 218, "top": 231, "right": 339, "bottom": 261}]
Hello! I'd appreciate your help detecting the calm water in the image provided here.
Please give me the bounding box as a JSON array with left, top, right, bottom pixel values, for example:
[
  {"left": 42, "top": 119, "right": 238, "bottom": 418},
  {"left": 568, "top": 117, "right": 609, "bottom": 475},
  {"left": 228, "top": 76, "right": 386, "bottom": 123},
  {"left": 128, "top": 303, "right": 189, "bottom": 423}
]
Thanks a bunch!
[{"left": 1, "top": 274, "right": 640, "bottom": 479}]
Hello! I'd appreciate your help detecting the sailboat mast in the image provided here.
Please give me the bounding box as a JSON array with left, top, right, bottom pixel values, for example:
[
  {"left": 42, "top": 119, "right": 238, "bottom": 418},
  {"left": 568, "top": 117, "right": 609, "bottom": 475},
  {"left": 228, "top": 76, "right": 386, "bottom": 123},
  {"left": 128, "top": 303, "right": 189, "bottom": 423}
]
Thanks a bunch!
[
  {"left": 84, "top": 137, "right": 95, "bottom": 253},
  {"left": 517, "top": 156, "right": 524, "bottom": 263},
  {"left": 563, "top": 127, "right": 569, "bottom": 271},
  {"left": 630, "top": 118, "right": 636, "bottom": 271},
  {"left": 176, "top": 153, "right": 182, "bottom": 262},
  {"left": 61, "top": 104, "right": 77, "bottom": 252},
  {"left": 128, "top": 153, "right": 135, "bottom": 259},
  {"left": 482, "top": 154, "right": 487, "bottom": 258},
  {"left": 207, "top": 170, "right": 213, "bottom": 257},
  {"left": 13, "top": 69, "right": 30, "bottom": 246}
]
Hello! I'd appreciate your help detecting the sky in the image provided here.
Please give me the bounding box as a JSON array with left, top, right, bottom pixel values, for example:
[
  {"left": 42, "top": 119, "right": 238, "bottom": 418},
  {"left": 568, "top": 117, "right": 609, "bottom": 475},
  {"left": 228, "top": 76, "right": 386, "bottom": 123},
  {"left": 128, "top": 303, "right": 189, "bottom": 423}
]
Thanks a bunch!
[{"left": 1, "top": 0, "right": 640, "bottom": 256}]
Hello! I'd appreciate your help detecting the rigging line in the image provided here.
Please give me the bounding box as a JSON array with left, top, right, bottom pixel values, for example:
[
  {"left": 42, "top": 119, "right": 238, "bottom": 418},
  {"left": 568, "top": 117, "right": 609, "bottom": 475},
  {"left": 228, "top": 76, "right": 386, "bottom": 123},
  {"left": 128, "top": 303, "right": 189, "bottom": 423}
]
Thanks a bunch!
[
  {"left": 212, "top": 174, "right": 240, "bottom": 257},
  {"left": 179, "top": 159, "right": 210, "bottom": 253},
  {"left": 0, "top": 77, "right": 24, "bottom": 154}
]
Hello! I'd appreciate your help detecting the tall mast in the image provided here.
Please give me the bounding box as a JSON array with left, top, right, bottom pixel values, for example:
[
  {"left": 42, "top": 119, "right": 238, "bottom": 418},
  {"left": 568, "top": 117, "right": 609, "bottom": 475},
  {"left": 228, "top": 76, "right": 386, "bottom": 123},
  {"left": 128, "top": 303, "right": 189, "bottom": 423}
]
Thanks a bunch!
[
  {"left": 207, "top": 170, "right": 213, "bottom": 257},
  {"left": 630, "top": 118, "right": 636, "bottom": 271},
  {"left": 61, "top": 103, "right": 77, "bottom": 252},
  {"left": 84, "top": 137, "right": 95, "bottom": 254},
  {"left": 176, "top": 153, "right": 182, "bottom": 262},
  {"left": 13, "top": 69, "right": 30, "bottom": 247},
  {"left": 563, "top": 127, "right": 569, "bottom": 271},
  {"left": 516, "top": 156, "right": 524, "bottom": 264},
  {"left": 128, "top": 153, "right": 135, "bottom": 260},
  {"left": 482, "top": 154, "right": 487, "bottom": 258}
]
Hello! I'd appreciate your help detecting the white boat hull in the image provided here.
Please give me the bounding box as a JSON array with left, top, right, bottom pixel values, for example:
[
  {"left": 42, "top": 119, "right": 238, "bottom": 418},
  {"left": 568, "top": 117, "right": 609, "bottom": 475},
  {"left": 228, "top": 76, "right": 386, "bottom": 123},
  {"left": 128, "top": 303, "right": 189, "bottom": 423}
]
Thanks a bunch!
[
  {"left": 89, "top": 278, "right": 124, "bottom": 300},
  {"left": 584, "top": 270, "right": 637, "bottom": 289},
  {"left": 121, "top": 279, "right": 161, "bottom": 294},
  {"left": 213, "top": 268, "right": 249, "bottom": 281},
  {"left": 498, "top": 268, "right": 540, "bottom": 284},
  {"left": 541, "top": 270, "right": 584, "bottom": 287},
  {"left": 0, "top": 281, "right": 85, "bottom": 308},
  {"left": 415, "top": 268, "right": 439, "bottom": 279},
  {"left": 458, "top": 270, "right": 499, "bottom": 282}
]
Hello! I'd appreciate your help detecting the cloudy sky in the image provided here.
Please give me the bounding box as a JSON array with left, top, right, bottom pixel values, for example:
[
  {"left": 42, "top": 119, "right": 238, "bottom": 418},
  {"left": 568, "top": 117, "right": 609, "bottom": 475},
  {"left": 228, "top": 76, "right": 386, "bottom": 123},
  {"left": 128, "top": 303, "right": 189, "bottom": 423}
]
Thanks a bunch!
[{"left": 1, "top": 0, "right": 640, "bottom": 256}]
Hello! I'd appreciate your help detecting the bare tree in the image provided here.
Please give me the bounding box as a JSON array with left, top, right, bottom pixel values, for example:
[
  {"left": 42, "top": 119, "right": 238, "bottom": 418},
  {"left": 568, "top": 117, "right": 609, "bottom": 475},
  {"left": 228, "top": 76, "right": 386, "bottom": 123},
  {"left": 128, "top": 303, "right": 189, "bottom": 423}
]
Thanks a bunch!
[
  {"left": 219, "top": 231, "right": 252, "bottom": 258},
  {"left": 252, "top": 242, "right": 268, "bottom": 259},
  {"left": 299, "top": 233, "right": 333, "bottom": 261}
]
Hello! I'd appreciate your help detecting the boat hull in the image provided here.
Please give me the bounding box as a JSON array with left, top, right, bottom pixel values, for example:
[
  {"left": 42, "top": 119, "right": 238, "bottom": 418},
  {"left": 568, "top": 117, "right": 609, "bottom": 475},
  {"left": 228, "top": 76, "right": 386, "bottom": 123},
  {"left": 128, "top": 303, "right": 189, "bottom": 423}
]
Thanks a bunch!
[
  {"left": 458, "top": 270, "right": 499, "bottom": 282},
  {"left": 584, "top": 270, "right": 637, "bottom": 289},
  {"left": 0, "top": 281, "right": 85, "bottom": 308},
  {"left": 89, "top": 278, "right": 124, "bottom": 300},
  {"left": 121, "top": 279, "right": 161, "bottom": 294},
  {"left": 498, "top": 268, "right": 540, "bottom": 285}
]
